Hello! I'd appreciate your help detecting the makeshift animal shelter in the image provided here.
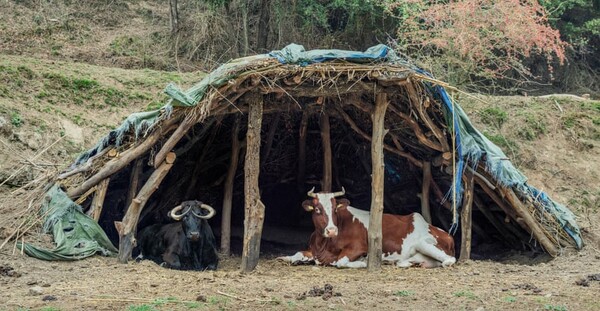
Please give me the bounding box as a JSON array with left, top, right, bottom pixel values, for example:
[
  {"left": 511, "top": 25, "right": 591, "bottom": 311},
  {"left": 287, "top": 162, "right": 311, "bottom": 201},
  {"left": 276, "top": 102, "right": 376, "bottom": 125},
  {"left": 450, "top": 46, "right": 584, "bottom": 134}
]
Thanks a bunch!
[{"left": 11, "top": 44, "right": 583, "bottom": 271}]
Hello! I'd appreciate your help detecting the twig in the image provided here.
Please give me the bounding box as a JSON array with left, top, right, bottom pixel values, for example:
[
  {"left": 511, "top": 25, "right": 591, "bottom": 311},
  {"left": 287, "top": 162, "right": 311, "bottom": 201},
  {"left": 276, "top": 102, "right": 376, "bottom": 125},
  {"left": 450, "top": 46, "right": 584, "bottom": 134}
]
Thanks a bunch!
[{"left": 216, "top": 290, "right": 275, "bottom": 303}]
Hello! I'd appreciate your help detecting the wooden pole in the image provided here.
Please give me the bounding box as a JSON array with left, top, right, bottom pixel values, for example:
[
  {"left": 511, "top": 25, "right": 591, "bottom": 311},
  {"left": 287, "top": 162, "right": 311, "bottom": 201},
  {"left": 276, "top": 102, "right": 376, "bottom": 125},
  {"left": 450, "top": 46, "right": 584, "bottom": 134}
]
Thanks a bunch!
[
  {"left": 261, "top": 112, "right": 280, "bottom": 166},
  {"left": 459, "top": 169, "right": 474, "bottom": 262},
  {"left": 367, "top": 93, "right": 388, "bottom": 272},
  {"left": 87, "top": 178, "right": 110, "bottom": 221},
  {"left": 153, "top": 117, "right": 195, "bottom": 168},
  {"left": 421, "top": 161, "right": 432, "bottom": 223},
  {"left": 297, "top": 107, "right": 309, "bottom": 192},
  {"left": 320, "top": 111, "right": 332, "bottom": 192},
  {"left": 115, "top": 152, "right": 175, "bottom": 263},
  {"left": 500, "top": 187, "right": 559, "bottom": 257},
  {"left": 221, "top": 115, "right": 241, "bottom": 256},
  {"left": 125, "top": 159, "right": 144, "bottom": 212},
  {"left": 241, "top": 93, "right": 265, "bottom": 272}
]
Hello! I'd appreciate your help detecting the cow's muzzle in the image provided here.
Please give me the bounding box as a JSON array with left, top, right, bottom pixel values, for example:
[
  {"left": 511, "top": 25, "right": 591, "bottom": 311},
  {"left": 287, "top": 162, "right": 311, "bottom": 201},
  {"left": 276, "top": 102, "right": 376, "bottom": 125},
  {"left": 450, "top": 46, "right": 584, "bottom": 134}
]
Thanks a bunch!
[
  {"left": 323, "top": 226, "right": 338, "bottom": 238},
  {"left": 188, "top": 232, "right": 201, "bottom": 241}
]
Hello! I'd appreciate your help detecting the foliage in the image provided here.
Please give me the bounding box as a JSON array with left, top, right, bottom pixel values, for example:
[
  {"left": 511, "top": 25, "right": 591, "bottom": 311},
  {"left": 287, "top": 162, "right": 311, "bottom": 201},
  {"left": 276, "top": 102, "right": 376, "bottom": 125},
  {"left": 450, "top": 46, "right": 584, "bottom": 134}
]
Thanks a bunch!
[
  {"left": 393, "top": 290, "right": 414, "bottom": 297},
  {"left": 479, "top": 107, "right": 508, "bottom": 128},
  {"left": 382, "top": 0, "right": 568, "bottom": 87},
  {"left": 11, "top": 111, "right": 23, "bottom": 127}
]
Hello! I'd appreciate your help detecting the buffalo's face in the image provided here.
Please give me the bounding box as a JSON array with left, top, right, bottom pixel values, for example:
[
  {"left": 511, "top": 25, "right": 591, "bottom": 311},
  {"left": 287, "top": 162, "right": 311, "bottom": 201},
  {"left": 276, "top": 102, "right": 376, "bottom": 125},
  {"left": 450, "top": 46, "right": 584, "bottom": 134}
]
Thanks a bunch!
[{"left": 169, "top": 200, "right": 216, "bottom": 241}]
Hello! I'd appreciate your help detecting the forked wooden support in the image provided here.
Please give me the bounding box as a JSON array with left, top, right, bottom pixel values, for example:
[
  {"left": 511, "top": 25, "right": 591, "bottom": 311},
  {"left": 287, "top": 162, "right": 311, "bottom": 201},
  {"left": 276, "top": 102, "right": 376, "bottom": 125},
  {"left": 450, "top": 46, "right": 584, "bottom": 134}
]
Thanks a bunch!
[
  {"left": 421, "top": 161, "right": 432, "bottom": 223},
  {"left": 459, "top": 169, "right": 474, "bottom": 261},
  {"left": 367, "top": 93, "right": 388, "bottom": 272},
  {"left": 241, "top": 93, "right": 265, "bottom": 272},
  {"left": 221, "top": 115, "right": 242, "bottom": 256},
  {"left": 115, "top": 152, "right": 176, "bottom": 263},
  {"left": 320, "top": 110, "right": 332, "bottom": 192},
  {"left": 87, "top": 178, "right": 110, "bottom": 221}
]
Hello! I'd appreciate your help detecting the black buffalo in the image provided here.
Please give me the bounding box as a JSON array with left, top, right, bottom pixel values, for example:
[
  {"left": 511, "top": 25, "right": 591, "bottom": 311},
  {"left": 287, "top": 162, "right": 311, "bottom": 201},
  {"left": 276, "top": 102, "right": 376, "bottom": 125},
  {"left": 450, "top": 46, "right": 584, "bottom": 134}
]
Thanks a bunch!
[{"left": 137, "top": 200, "right": 219, "bottom": 270}]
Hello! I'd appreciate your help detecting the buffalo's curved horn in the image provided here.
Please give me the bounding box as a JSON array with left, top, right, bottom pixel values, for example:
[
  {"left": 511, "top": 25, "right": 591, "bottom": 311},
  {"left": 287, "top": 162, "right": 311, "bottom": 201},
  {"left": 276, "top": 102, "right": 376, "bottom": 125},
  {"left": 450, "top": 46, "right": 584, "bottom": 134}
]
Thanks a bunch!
[
  {"left": 192, "top": 204, "right": 216, "bottom": 219},
  {"left": 332, "top": 187, "right": 345, "bottom": 197},
  {"left": 169, "top": 205, "right": 186, "bottom": 221},
  {"left": 307, "top": 187, "right": 317, "bottom": 198}
]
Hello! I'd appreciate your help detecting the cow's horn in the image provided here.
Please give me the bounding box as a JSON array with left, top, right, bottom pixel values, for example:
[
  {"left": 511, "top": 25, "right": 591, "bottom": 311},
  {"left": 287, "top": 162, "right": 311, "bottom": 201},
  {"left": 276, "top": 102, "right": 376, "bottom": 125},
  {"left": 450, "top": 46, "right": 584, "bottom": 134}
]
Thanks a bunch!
[
  {"left": 307, "top": 187, "right": 317, "bottom": 198},
  {"left": 169, "top": 205, "right": 185, "bottom": 221},
  {"left": 332, "top": 187, "right": 345, "bottom": 197},
  {"left": 192, "top": 204, "right": 216, "bottom": 219}
]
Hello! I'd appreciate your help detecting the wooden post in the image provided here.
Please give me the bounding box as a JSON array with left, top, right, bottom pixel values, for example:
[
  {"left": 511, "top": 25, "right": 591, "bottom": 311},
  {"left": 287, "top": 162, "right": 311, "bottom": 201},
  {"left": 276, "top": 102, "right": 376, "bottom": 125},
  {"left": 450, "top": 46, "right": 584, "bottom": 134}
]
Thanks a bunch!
[
  {"left": 241, "top": 93, "right": 265, "bottom": 272},
  {"left": 87, "top": 178, "right": 110, "bottom": 221},
  {"left": 125, "top": 159, "right": 144, "bottom": 211},
  {"left": 153, "top": 117, "right": 195, "bottom": 168},
  {"left": 221, "top": 115, "right": 241, "bottom": 256},
  {"left": 459, "top": 169, "right": 474, "bottom": 262},
  {"left": 115, "top": 152, "right": 175, "bottom": 263},
  {"left": 297, "top": 108, "right": 309, "bottom": 192},
  {"left": 320, "top": 111, "right": 332, "bottom": 192},
  {"left": 421, "top": 161, "right": 432, "bottom": 223},
  {"left": 367, "top": 93, "right": 388, "bottom": 272},
  {"left": 261, "top": 112, "right": 280, "bottom": 166}
]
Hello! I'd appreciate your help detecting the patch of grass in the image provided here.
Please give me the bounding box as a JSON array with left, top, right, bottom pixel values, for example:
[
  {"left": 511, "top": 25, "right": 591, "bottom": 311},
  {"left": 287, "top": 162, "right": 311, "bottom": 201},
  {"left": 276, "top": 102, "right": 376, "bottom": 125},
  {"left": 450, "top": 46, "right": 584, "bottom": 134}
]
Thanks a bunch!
[
  {"left": 480, "top": 107, "right": 508, "bottom": 128},
  {"left": 11, "top": 111, "right": 22, "bottom": 127},
  {"left": 127, "top": 304, "right": 157, "bottom": 311},
  {"left": 517, "top": 113, "right": 547, "bottom": 140},
  {"left": 503, "top": 296, "right": 517, "bottom": 303},
  {"left": 483, "top": 131, "right": 519, "bottom": 151},
  {"left": 544, "top": 304, "right": 567, "bottom": 311},
  {"left": 453, "top": 290, "right": 478, "bottom": 300},
  {"left": 72, "top": 78, "right": 99, "bottom": 90},
  {"left": 101, "top": 87, "right": 127, "bottom": 107},
  {"left": 393, "top": 290, "right": 414, "bottom": 297},
  {"left": 151, "top": 296, "right": 179, "bottom": 306},
  {"left": 39, "top": 308, "right": 61, "bottom": 311},
  {"left": 183, "top": 301, "right": 202, "bottom": 309}
]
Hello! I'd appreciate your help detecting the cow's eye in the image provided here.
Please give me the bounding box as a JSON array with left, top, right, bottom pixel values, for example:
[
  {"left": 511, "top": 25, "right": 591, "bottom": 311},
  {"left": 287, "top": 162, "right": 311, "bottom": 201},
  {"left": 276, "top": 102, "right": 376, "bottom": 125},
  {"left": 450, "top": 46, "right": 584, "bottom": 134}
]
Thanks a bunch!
[{"left": 315, "top": 208, "right": 321, "bottom": 214}]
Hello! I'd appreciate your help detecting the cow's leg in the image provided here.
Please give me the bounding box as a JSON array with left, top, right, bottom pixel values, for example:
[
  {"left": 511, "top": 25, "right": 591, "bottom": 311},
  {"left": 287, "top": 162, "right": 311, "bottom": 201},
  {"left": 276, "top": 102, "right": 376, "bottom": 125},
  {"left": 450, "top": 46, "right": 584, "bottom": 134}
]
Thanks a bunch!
[
  {"left": 277, "top": 251, "right": 314, "bottom": 264},
  {"left": 162, "top": 252, "right": 182, "bottom": 269},
  {"left": 333, "top": 250, "right": 367, "bottom": 269},
  {"left": 414, "top": 242, "right": 456, "bottom": 267}
]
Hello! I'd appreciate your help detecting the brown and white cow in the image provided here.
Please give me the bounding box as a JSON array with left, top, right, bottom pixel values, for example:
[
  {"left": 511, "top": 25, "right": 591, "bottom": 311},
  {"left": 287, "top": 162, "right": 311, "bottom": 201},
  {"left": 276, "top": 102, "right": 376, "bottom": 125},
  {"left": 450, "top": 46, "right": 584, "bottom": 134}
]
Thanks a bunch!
[{"left": 278, "top": 188, "right": 456, "bottom": 268}]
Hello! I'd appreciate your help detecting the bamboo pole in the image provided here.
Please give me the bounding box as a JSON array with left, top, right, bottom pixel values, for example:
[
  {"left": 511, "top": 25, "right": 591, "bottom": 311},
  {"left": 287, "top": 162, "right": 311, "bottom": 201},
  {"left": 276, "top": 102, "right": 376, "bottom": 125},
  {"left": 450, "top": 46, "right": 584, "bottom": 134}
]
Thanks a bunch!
[
  {"left": 67, "top": 121, "right": 179, "bottom": 199},
  {"left": 115, "top": 152, "right": 176, "bottom": 263},
  {"left": 459, "top": 169, "right": 474, "bottom": 261},
  {"left": 241, "top": 93, "right": 265, "bottom": 272},
  {"left": 221, "top": 115, "right": 241, "bottom": 256},
  {"left": 320, "top": 111, "right": 332, "bottom": 192},
  {"left": 367, "top": 93, "right": 388, "bottom": 272},
  {"left": 421, "top": 161, "right": 432, "bottom": 223},
  {"left": 87, "top": 178, "right": 110, "bottom": 221},
  {"left": 297, "top": 107, "right": 310, "bottom": 192}
]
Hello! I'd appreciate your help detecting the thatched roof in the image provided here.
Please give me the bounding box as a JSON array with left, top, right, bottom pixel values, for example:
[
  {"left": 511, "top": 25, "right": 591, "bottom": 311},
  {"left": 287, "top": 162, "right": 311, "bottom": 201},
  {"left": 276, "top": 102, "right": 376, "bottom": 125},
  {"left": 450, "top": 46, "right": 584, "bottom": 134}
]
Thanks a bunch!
[{"left": 15, "top": 44, "right": 583, "bottom": 265}]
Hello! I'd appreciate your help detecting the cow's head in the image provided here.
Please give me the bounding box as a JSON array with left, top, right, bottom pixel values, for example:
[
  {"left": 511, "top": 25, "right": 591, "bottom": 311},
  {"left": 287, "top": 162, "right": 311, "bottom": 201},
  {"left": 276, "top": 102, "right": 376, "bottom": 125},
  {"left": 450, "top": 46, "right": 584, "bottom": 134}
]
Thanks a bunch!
[
  {"left": 168, "top": 200, "right": 216, "bottom": 241},
  {"left": 303, "top": 187, "right": 347, "bottom": 238}
]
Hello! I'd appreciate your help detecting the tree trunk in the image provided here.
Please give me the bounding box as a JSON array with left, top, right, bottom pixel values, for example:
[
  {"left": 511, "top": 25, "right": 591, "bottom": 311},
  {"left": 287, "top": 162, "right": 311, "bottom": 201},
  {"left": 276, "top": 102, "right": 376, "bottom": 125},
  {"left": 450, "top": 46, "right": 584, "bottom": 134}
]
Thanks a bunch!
[
  {"left": 241, "top": 3, "right": 249, "bottom": 56},
  {"left": 221, "top": 116, "right": 242, "bottom": 256},
  {"left": 241, "top": 93, "right": 265, "bottom": 272},
  {"left": 116, "top": 152, "right": 175, "bottom": 263},
  {"left": 169, "top": 0, "right": 179, "bottom": 34},
  {"left": 367, "top": 93, "right": 388, "bottom": 272},
  {"left": 320, "top": 111, "right": 332, "bottom": 192},
  {"left": 256, "top": 0, "right": 271, "bottom": 52},
  {"left": 459, "top": 169, "right": 474, "bottom": 261}
]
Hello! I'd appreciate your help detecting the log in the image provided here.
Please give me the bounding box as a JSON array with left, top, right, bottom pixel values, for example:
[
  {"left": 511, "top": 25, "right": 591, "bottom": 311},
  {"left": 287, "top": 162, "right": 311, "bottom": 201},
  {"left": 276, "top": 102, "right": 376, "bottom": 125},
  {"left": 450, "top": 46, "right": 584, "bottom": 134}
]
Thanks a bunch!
[
  {"left": 221, "top": 115, "right": 241, "bottom": 256},
  {"left": 67, "top": 120, "right": 179, "bottom": 199},
  {"left": 459, "top": 169, "right": 474, "bottom": 262},
  {"left": 116, "top": 152, "right": 175, "bottom": 263},
  {"left": 500, "top": 187, "right": 559, "bottom": 257},
  {"left": 367, "top": 93, "right": 389, "bottom": 272},
  {"left": 297, "top": 107, "right": 310, "bottom": 192},
  {"left": 421, "top": 161, "right": 432, "bottom": 223},
  {"left": 87, "top": 178, "right": 110, "bottom": 221},
  {"left": 320, "top": 111, "right": 332, "bottom": 192},
  {"left": 125, "top": 159, "right": 144, "bottom": 212},
  {"left": 153, "top": 117, "right": 195, "bottom": 168},
  {"left": 241, "top": 93, "right": 265, "bottom": 272}
]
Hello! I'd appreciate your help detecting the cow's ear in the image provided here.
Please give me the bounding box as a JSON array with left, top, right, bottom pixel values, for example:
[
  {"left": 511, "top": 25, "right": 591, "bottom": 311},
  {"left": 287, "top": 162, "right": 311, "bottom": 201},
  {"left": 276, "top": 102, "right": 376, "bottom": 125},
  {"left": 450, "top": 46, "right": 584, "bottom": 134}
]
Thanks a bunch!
[
  {"left": 302, "top": 200, "right": 314, "bottom": 212},
  {"left": 336, "top": 198, "right": 350, "bottom": 210}
]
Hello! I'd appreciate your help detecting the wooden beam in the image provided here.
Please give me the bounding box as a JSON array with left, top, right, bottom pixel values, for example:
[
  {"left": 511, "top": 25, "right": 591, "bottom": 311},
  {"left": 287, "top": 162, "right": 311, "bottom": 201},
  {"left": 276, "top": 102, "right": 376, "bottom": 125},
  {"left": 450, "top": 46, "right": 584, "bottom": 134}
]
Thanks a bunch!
[
  {"left": 87, "top": 178, "right": 110, "bottom": 221},
  {"left": 241, "top": 93, "right": 265, "bottom": 272},
  {"left": 500, "top": 187, "right": 559, "bottom": 257},
  {"left": 459, "top": 169, "right": 474, "bottom": 262},
  {"left": 421, "top": 161, "right": 432, "bottom": 223},
  {"left": 320, "top": 111, "right": 332, "bottom": 192},
  {"left": 221, "top": 115, "right": 241, "bottom": 256},
  {"left": 261, "top": 112, "right": 281, "bottom": 166},
  {"left": 115, "top": 152, "right": 175, "bottom": 263},
  {"left": 367, "top": 93, "right": 389, "bottom": 272},
  {"left": 67, "top": 119, "right": 179, "bottom": 199},
  {"left": 125, "top": 158, "right": 144, "bottom": 212},
  {"left": 297, "top": 107, "right": 310, "bottom": 192},
  {"left": 153, "top": 117, "right": 195, "bottom": 168}
]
